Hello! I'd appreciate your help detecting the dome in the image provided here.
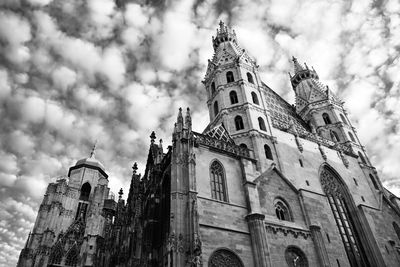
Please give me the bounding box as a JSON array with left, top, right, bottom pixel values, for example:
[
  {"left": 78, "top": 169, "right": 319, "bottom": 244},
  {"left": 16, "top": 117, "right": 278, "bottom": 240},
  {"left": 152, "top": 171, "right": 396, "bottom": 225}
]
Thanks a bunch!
[
  {"left": 74, "top": 143, "right": 105, "bottom": 171},
  {"left": 75, "top": 156, "right": 105, "bottom": 171}
]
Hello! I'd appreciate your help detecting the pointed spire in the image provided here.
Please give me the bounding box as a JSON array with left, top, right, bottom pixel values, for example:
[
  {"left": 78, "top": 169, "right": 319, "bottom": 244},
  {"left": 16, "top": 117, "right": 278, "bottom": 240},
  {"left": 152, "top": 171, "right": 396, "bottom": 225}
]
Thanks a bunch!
[
  {"left": 150, "top": 131, "right": 156, "bottom": 144},
  {"left": 118, "top": 188, "right": 123, "bottom": 200},
  {"left": 177, "top": 107, "right": 183, "bottom": 123},
  {"left": 132, "top": 162, "right": 138, "bottom": 174},
  {"left": 90, "top": 140, "right": 97, "bottom": 158},
  {"left": 292, "top": 56, "right": 305, "bottom": 73},
  {"left": 185, "top": 107, "right": 192, "bottom": 130},
  {"left": 212, "top": 20, "right": 238, "bottom": 50},
  {"left": 159, "top": 139, "right": 163, "bottom": 153}
]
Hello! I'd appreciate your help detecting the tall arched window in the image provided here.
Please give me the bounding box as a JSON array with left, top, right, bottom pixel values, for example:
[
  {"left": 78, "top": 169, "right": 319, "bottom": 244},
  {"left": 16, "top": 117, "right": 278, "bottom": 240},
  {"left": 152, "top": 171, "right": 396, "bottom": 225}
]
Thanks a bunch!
[
  {"left": 234, "top": 116, "right": 244, "bottom": 130},
  {"left": 340, "top": 114, "right": 348, "bottom": 125},
  {"left": 65, "top": 245, "right": 79, "bottom": 266},
  {"left": 247, "top": 72, "right": 254, "bottom": 84},
  {"left": 229, "top": 91, "right": 238, "bottom": 104},
  {"left": 211, "top": 82, "right": 216, "bottom": 95},
  {"left": 348, "top": 132, "right": 355, "bottom": 142},
  {"left": 251, "top": 92, "right": 259, "bottom": 105},
  {"left": 210, "top": 161, "right": 227, "bottom": 202},
  {"left": 285, "top": 246, "right": 308, "bottom": 267},
  {"left": 264, "top": 144, "right": 273, "bottom": 160},
  {"left": 320, "top": 167, "right": 369, "bottom": 266},
  {"left": 393, "top": 222, "right": 400, "bottom": 241},
  {"left": 226, "top": 71, "right": 234, "bottom": 83},
  {"left": 331, "top": 131, "right": 340, "bottom": 142},
  {"left": 80, "top": 182, "right": 91, "bottom": 201},
  {"left": 49, "top": 243, "right": 63, "bottom": 265},
  {"left": 275, "top": 198, "right": 291, "bottom": 221},
  {"left": 258, "top": 117, "right": 266, "bottom": 131},
  {"left": 209, "top": 249, "right": 243, "bottom": 267},
  {"left": 214, "top": 101, "right": 219, "bottom": 116},
  {"left": 369, "top": 174, "right": 379, "bottom": 190},
  {"left": 358, "top": 152, "right": 366, "bottom": 164},
  {"left": 322, "top": 113, "right": 332, "bottom": 124}
]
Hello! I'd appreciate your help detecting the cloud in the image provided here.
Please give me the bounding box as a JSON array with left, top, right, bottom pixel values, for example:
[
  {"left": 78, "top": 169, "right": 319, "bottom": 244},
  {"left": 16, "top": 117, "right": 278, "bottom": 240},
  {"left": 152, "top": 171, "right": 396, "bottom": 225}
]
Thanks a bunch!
[{"left": 1, "top": 0, "right": 400, "bottom": 266}]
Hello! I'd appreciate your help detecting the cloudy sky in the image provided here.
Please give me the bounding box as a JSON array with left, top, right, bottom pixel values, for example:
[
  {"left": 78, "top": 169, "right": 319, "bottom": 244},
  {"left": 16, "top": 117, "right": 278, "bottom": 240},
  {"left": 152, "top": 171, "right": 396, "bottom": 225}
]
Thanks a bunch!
[{"left": 1, "top": 0, "right": 400, "bottom": 265}]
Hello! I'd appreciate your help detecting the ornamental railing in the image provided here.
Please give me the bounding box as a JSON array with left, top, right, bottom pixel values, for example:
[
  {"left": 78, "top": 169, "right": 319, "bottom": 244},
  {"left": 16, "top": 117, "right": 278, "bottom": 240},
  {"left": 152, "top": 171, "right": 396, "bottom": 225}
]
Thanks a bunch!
[{"left": 192, "top": 131, "right": 251, "bottom": 158}]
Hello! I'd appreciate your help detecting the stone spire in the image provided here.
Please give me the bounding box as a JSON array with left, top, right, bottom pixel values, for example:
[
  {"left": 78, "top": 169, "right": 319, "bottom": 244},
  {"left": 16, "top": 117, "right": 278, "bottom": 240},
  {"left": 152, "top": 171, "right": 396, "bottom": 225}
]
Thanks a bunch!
[
  {"left": 292, "top": 56, "right": 305, "bottom": 74},
  {"left": 212, "top": 20, "right": 238, "bottom": 50},
  {"left": 185, "top": 107, "right": 192, "bottom": 131}
]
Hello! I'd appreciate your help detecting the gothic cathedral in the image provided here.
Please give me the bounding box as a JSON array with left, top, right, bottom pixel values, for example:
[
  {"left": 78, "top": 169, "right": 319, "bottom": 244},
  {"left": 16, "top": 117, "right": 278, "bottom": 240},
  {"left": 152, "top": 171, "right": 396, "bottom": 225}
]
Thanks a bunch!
[{"left": 18, "top": 22, "right": 400, "bottom": 267}]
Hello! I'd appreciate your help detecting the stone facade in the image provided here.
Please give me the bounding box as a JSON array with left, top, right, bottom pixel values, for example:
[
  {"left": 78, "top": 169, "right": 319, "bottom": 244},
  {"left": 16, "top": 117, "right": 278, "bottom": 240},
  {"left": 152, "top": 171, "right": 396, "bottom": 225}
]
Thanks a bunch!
[{"left": 18, "top": 22, "right": 400, "bottom": 267}]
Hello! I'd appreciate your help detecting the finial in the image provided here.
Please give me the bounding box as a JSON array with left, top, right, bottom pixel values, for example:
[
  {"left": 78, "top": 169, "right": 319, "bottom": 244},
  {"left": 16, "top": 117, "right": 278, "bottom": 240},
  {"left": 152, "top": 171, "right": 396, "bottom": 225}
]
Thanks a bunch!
[
  {"left": 118, "top": 188, "right": 123, "bottom": 199},
  {"left": 90, "top": 140, "right": 97, "bottom": 158},
  {"left": 177, "top": 107, "right": 183, "bottom": 124},
  {"left": 304, "top": 62, "right": 308, "bottom": 69},
  {"left": 291, "top": 56, "right": 304, "bottom": 73},
  {"left": 150, "top": 131, "right": 156, "bottom": 144},
  {"left": 132, "top": 162, "right": 138, "bottom": 174},
  {"left": 219, "top": 20, "right": 224, "bottom": 31}
]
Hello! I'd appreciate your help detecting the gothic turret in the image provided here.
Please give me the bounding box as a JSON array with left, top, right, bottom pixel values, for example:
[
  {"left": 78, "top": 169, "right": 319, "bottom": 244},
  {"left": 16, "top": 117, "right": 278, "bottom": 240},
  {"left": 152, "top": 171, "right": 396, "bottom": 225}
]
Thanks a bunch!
[{"left": 212, "top": 21, "right": 238, "bottom": 50}]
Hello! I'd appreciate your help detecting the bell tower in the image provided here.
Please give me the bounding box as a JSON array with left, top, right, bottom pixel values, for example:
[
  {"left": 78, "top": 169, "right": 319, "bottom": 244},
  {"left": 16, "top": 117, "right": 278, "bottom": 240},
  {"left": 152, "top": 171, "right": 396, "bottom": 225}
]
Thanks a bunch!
[
  {"left": 290, "top": 57, "right": 371, "bottom": 166},
  {"left": 202, "top": 21, "right": 276, "bottom": 171}
]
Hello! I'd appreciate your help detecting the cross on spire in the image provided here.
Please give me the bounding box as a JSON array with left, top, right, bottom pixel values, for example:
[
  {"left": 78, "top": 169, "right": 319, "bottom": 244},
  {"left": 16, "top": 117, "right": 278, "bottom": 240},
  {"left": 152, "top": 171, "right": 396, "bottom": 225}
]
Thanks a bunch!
[{"left": 90, "top": 140, "right": 97, "bottom": 158}]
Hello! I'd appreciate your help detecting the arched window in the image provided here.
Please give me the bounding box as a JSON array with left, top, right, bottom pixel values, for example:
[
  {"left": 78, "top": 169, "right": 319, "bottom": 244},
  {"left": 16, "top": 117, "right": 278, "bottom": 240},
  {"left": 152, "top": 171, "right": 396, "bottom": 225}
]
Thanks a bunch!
[
  {"left": 285, "top": 246, "right": 308, "bottom": 267},
  {"left": 247, "top": 72, "right": 254, "bottom": 84},
  {"left": 226, "top": 71, "right": 234, "bottom": 83},
  {"left": 229, "top": 91, "right": 238, "bottom": 104},
  {"left": 239, "top": 143, "right": 248, "bottom": 149},
  {"left": 331, "top": 131, "right": 340, "bottom": 142},
  {"left": 393, "top": 222, "right": 400, "bottom": 241},
  {"left": 211, "top": 82, "right": 216, "bottom": 95},
  {"left": 358, "top": 152, "right": 366, "bottom": 164},
  {"left": 264, "top": 144, "right": 273, "bottom": 160},
  {"left": 275, "top": 199, "right": 291, "bottom": 221},
  {"left": 234, "top": 116, "right": 244, "bottom": 130},
  {"left": 320, "top": 167, "right": 369, "bottom": 266},
  {"left": 80, "top": 182, "right": 91, "bottom": 201},
  {"left": 214, "top": 101, "right": 219, "bottom": 116},
  {"left": 65, "top": 245, "right": 79, "bottom": 266},
  {"left": 258, "top": 117, "right": 266, "bottom": 131},
  {"left": 348, "top": 132, "right": 355, "bottom": 142},
  {"left": 251, "top": 92, "right": 259, "bottom": 105},
  {"left": 340, "top": 114, "right": 348, "bottom": 125},
  {"left": 49, "top": 243, "right": 63, "bottom": 265},
  {"left": 322, "top": 113, "right": 332, "bottom": 124},
  {"left": 369, "top": 174, "right": 379, "bottom": 190},
  {"left": 210, "top": 161, "right": 227, "bottom": 202},
  {"left": 209, "top": 249, "right": 243, "bottom": 267}
]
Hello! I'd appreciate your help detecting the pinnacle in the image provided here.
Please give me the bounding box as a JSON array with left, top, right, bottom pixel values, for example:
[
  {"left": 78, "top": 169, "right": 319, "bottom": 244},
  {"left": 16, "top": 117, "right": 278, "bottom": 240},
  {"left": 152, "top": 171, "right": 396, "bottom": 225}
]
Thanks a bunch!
[{"left": 292, "top": 56, "right": 305, "bottom": 73}]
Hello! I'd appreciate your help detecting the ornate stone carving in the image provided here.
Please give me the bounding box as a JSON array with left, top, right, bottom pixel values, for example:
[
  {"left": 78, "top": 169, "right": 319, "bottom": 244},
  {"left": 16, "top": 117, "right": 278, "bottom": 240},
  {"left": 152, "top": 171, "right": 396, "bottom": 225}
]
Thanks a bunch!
[
  {"left": 318, "top": 143, "right": 327, "bottom": 161},
  {"left": 320, "top": 169, "right": 342, "bottom": 198},
  {"left": 209, "top": 249, "right": 243, "bottom": 267},
  {"left": 265, "top": 224, "right": 311, "bottom": 239}
]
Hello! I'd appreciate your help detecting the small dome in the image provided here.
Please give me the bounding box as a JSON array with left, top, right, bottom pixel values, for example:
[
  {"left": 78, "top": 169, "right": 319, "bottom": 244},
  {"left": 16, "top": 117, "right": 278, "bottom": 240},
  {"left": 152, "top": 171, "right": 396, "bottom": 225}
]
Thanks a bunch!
[
  {"left": 75, "top": 143, "right": 105, "bottom": 171},
  {"left": 75, "top": 156, "right": 105, "bottom": 171}
]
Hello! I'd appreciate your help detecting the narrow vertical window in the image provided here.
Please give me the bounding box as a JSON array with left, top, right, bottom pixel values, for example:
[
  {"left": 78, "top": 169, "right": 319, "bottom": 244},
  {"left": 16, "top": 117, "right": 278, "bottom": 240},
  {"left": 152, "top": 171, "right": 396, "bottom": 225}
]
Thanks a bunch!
[
  {"left": 299, "top": 159, "right": 304, "bottom": 167},
  {"left": 353, "top": 178, "right": 358, "bottom": 186},
  {"left": 229, "top": 91, "right": 238, "bottom": 104},
  {"left": 251, "top": 92, "right": 259, "bottom": 105},
  {"left": 247, "top": 72, "right": 254, "bottom": 84},
  {"left": 258, "top": 117, "right": 266, "bottom": 131},
  {"left": 211, "top": 82, "right": 216, "bottom": 95},
  {"left": 234, "top": 116, "right": 244, "bottom": 130},
  {"left": 275, "top": 200, "right": 291, "bottom": 221},
  {"left": 358, "top": 152, "right": 366, "bottom": 164},
  {"left": 369, "top": 174, "right": 379, "bottom": 190},
  {"left": 331, "top": 131, "right": 340, "bottom": 142},
  {"left": 348, "top": 132, "right": 355, "bottom": 142},
  {"left": 322, "top": 113, "right": 332, "bottom": 124},
  {"left": 210, "top": 161, "right": 227, "bottom": 202},
  {"left": 393, "top": 222, "right": 400, "bottom": 241},
  {"left": 226, "top": 71, "right": 234, "bottom": 83},
  {"left": 340, "top": 114, "right": 348, "bottom": 125},
  {"left": 264, "top": 144, "right": 273, "bottom": 160},
  {"left": 214, "top": 101, "right": 219, "bottom": 116}
]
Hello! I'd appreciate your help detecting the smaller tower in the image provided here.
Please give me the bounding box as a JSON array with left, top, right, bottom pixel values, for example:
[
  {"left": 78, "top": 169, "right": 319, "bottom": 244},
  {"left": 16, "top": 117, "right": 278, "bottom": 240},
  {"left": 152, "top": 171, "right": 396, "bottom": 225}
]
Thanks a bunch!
[{"left": 290, "top": 57, "right": 371, "bottom": 167}]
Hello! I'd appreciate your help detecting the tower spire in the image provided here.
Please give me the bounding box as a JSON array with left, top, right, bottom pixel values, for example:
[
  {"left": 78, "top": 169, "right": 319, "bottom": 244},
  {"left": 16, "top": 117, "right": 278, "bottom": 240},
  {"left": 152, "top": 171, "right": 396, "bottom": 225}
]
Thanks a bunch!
[
  {"left": 292, "top": 56, "right": 305, "bottom": 73},
  {"left": 90, "top": 140, "right": 97, "bottom": 158},
  {"left": 212, "top": 20, "right": 237, "bottom": 50}
]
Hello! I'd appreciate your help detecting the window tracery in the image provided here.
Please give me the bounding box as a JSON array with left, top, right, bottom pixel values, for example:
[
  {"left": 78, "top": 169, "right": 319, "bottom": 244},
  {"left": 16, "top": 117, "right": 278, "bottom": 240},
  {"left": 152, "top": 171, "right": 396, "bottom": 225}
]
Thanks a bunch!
[
  {"left": 226, "top": 71, "right": 234, "bottom": 83},
  {"left": 247, "top": 72, "right": 254, "bottom": 84},
  {"left": 251, "top": 92, "right": 259, "bottom": 105},
  {"left": 210, "top": 161, "right": 227, "bottom": 202},
  {"left": 274, "top": 199, "right": 291, "bottom": 221},
  {"left": 234, "top": 116, "right": 244, "bottom": 130},
  {"left": 209, "top": 249, "right": 243, "bottom": 267},
  {"left": 230, "top": 91, "right": 238, "bottom": 104},
  {"left": 285, "top": 246, "right": 308, "bottom": 267},
  {"left": 258, "top": 117, "right": 266, "bottom": 131},
  {"left": 322, "top": 113, "right": 332, "bottom": 124},
  {"left": 264, "top": 144, "right": 273, "bottom": 160}
]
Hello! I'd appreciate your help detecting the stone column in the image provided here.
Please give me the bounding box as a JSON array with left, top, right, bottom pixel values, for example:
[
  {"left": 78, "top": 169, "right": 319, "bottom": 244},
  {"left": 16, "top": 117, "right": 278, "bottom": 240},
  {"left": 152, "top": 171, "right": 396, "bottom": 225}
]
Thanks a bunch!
[
  {"left": 309, "top": 225, "right": 331, "bottom": 267},
  {"left": 245, "top": 213, "right": 270, "bottom": 267}
]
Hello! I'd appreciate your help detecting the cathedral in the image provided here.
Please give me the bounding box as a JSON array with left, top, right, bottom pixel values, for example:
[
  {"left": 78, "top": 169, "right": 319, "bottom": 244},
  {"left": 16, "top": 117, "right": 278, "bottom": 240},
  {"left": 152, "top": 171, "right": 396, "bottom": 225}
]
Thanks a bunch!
[{"left": 18, "top": 21, "right": 400, "bottom": 267}]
